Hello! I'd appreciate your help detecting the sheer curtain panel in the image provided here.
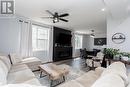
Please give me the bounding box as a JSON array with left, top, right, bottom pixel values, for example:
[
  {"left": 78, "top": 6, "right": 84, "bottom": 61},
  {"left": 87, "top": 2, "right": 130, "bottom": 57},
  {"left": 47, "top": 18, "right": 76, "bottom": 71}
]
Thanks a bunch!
[{"left": 19, "top": 20, "right": 32, "bottom": 57}]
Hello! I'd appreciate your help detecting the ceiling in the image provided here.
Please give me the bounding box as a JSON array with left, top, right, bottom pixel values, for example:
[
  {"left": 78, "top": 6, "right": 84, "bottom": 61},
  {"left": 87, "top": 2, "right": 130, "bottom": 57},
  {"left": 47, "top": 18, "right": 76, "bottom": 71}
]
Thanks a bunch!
[{"left": 15, "top": 0, "right": 107, "bottom": 34}]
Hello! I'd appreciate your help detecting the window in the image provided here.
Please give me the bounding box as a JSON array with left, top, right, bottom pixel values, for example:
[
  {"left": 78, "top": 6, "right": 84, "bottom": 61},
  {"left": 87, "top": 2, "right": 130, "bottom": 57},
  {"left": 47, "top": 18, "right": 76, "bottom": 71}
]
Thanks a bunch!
[
  {"left": 75, "top": 34, "right": 83, "bottom": 49},
  {"left": 32, "top": 25, "right": 49, "bottom": 51}
]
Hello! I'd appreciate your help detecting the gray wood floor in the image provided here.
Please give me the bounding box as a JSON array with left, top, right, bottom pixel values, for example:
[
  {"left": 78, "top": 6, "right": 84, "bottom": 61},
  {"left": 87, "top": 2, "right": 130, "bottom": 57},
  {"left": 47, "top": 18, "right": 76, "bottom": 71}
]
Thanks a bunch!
[{"left": 55, "top": 58, "right": 89, "bottom": 72}]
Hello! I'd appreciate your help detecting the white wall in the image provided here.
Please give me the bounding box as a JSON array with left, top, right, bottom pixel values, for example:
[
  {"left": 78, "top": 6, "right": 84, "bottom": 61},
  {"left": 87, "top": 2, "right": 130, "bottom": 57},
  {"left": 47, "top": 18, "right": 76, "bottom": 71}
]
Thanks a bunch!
[
  {"left": 0, "top": 18, "right": 21, "bottom": 54},
  {"left": 105, "top": 0, "right": 130, "bottom": 52},
  {"left": 107, "top": 15, "right": 130, "bottom": 52},
  {"left": 82, "top": 33, "right": 107, "bottom": 51}
]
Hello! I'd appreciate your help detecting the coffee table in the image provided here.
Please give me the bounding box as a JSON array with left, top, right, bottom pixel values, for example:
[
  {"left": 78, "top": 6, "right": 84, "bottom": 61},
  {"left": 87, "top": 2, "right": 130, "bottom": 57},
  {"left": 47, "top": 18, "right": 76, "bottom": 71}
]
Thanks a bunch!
[{"left": 38, "top": 63, "right": 69, "bottom": 87}]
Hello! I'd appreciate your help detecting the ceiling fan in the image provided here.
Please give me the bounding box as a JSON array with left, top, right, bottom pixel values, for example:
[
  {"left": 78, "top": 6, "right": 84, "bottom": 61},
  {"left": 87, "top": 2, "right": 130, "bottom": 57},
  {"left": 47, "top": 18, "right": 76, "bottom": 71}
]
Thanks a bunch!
[
  {"left": 90, "top": 30, "right": 95, "bottom": 38},
  {"left": 41, "top": 10, "right": 69, "bottom": 23}
]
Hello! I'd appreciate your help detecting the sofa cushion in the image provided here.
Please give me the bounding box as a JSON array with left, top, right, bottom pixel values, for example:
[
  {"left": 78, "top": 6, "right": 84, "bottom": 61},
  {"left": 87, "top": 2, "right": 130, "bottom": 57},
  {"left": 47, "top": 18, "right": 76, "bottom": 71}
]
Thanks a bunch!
[
  {"left": 10, "top": 64, "right": 29, "bottom": 73},
  {"left": 7, "top": 69, "right": 35, "bottom": 84},
  {"left": 91, "top": 74, "right": 125, "bottom": 87},
  {"left": 58, "top": 80, "right": 84, "bottom": 87},
  {"left": 101, "top": 62, "right": 128, "bottom": 85},
  {"left": 0, "top": 56, "right": 11, "bottom": 70},
  {"left": 0, "top": 60, "right": 8, "bottom": 85},
  {"left": 9, "top": 53, "right": 22, "bottom": 64},
  {"left": 75, "top": 70, "right": 100, "bottom": 87}
]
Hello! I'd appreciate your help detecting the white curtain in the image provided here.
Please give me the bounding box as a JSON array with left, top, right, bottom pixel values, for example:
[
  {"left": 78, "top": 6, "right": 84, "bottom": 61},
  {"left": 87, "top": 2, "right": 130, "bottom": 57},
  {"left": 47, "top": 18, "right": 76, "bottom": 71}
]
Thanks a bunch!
[
  {"left": 72, "top": 33, "right": 83, "bottom": 57},
  {"left": 48, "top": 26, "right": 53, "bottom": 62},
  {"left": 19, "top": 21, "right": 32, "bottom": 57}
]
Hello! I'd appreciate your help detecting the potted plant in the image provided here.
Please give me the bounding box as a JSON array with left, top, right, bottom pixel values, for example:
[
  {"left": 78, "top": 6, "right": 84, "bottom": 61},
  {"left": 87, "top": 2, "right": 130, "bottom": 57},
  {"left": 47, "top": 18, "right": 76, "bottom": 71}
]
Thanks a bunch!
[
  {"left": 119, "top": 52, "right": 130, "bottom": 61},
  {"left": 103, "top": 48, "right": 119, "bottom": 59}
]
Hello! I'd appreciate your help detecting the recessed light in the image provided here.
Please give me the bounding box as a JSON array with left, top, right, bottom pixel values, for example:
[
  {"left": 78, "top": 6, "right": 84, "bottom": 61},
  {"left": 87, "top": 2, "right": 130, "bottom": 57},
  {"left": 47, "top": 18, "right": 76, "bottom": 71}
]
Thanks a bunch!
[{"left": 101, "top": 8, "right": 106, "bottom": 11}]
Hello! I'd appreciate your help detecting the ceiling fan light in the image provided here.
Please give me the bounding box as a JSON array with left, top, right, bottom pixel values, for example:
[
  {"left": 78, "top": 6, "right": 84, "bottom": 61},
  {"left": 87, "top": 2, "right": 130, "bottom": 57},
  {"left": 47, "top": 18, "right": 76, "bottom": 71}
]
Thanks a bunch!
[{"left": 53, "top": 18, "right": 59, "bottom": 23}]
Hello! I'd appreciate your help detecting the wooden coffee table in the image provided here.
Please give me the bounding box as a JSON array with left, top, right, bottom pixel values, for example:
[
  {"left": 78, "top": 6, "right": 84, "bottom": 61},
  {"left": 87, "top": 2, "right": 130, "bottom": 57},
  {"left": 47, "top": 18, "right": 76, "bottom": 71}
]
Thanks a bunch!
[{"left": 38, "top": 63, "right": 69, "bottom": 87}]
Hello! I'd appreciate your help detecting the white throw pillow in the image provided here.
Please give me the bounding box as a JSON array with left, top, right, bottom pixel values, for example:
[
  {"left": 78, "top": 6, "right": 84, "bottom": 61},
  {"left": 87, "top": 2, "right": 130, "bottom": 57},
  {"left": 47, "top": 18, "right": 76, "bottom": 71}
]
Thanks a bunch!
[
  {"left": 101, "top": 62, "right": 128, "bottom": 85},
  {"left": 0, "top": 56, "right": 11, "bottom": 70},
  {"left": 0, "top": 60, "right": 8, "bottom": 85},
  {"left": 91, "top": 74, "right": 125, "bottom": 87},
  {"left": 9, "top": 53, "right": 23, "bottom": 64}
]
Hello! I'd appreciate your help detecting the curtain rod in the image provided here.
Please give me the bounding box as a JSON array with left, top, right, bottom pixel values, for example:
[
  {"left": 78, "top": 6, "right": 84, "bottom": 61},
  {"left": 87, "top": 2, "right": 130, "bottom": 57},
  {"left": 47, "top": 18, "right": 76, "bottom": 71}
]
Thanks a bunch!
[
  {"left": 32, "top": 23, "right": 51, "bottom": 28},
  {"left": 19, "top": 20, "right": 28, "bottom": 23},
  {"left": 19, "top": 20, "right": 52, "bottom": 28}
]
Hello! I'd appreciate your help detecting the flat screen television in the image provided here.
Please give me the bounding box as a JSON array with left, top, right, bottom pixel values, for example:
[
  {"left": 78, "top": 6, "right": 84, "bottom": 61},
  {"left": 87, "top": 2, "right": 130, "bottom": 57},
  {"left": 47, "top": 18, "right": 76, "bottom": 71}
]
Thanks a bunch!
[{"left": 58, "top": 33, "right": 72, "bottom": 45}]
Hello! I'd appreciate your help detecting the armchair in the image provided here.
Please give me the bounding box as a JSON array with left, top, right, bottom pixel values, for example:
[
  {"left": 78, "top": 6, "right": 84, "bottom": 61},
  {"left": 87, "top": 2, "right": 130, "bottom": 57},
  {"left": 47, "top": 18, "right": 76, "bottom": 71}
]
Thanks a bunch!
[{"left": 86, "top": 52, "right": 104, "bottom": 68}]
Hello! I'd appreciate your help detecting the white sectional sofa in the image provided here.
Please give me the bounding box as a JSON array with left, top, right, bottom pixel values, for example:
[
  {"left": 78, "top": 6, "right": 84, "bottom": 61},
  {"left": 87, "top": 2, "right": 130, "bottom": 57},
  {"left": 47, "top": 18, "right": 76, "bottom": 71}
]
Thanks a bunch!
[
  {"left": 58, "top": 62, "right": 130, "bottom": 87},
  {"left": 0, "top": 53, "right": 130, "bottom": 87},
  {"left": 0, "top": 55, "right": 43, "bottom": 87}
]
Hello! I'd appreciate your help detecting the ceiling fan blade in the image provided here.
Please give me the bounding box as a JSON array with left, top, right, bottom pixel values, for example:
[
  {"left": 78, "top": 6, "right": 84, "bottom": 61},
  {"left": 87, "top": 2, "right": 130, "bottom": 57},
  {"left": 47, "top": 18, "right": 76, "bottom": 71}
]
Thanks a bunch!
[
  {"left": 59, "top": 18, "right": 68, "bottom": 22},
  {"left": 46, "top": 10, "right": 54, "bottom": 16},
  {"left": 59, "top": 13, "right": 69, "bottom": 17},
  {"left": 41, "top": 17, "right": 53, "bottom": 19}
]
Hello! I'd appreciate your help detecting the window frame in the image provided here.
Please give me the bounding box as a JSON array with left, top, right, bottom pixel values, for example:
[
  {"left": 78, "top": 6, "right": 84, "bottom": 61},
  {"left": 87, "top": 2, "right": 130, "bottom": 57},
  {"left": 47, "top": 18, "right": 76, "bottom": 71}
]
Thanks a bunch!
[
  {"left": 32, "top": 25, "right": 49, "bottom": 51},
  {"left": 75, "top": 34, "right": 83, "bottom": 49}
]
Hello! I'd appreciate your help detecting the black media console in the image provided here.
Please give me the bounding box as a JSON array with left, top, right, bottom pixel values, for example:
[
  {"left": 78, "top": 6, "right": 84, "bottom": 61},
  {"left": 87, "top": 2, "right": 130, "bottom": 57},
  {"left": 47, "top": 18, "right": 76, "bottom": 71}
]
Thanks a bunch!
[{"left": 53, "top": 27, "right": 72, "bottom": 62}]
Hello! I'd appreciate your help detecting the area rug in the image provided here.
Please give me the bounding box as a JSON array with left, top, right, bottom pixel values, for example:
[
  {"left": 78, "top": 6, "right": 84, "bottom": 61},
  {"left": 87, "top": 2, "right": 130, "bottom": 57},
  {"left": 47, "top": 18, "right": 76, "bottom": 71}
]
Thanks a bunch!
[{"left": 33, "top": 64, "right": 88, "bottom": 87}]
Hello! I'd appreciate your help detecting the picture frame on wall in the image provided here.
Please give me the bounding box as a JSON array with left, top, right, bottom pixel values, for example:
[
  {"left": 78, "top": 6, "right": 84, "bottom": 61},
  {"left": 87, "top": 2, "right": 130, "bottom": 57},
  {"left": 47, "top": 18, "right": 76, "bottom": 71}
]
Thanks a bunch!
[{"left": 94, "top": 38, "right": 107, "bottom": 46}]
